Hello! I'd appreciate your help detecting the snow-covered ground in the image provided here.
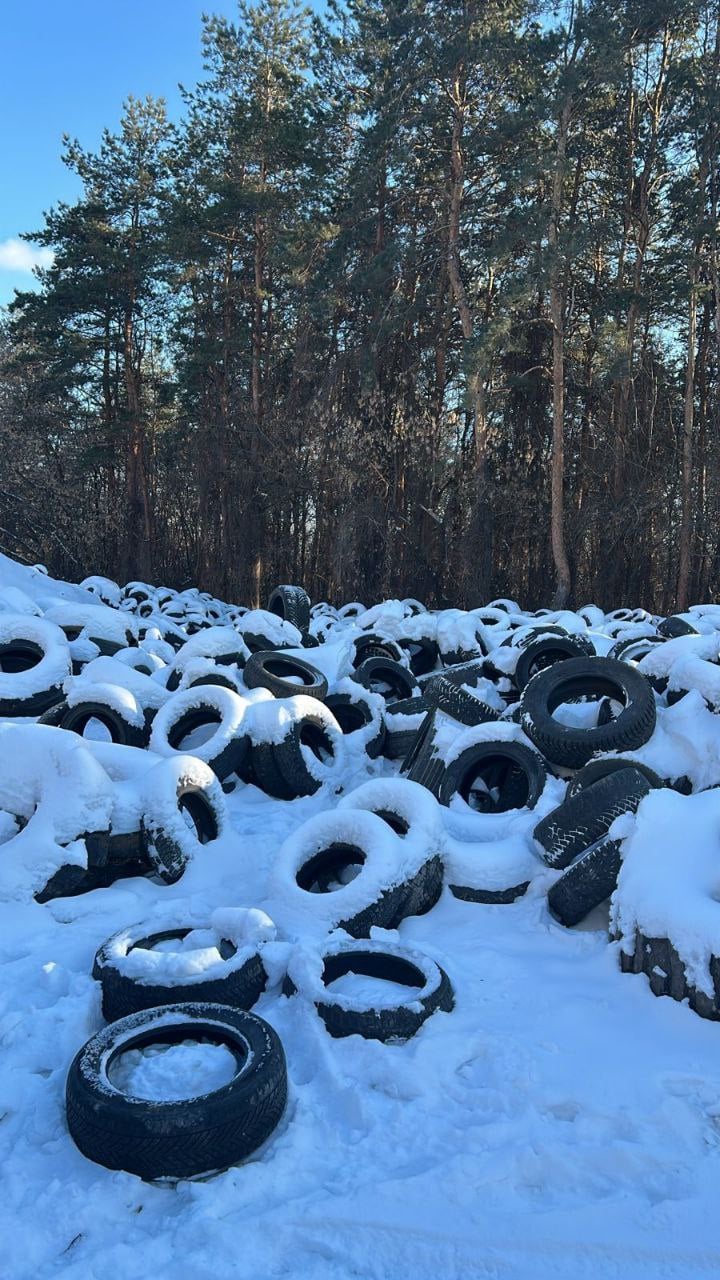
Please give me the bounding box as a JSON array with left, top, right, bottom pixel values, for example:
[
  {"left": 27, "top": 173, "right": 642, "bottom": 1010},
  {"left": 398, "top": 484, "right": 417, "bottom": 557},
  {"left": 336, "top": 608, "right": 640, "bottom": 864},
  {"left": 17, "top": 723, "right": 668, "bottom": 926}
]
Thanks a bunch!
[{"left": 1, "top": 560, "right": 720, "bottom": 1279}]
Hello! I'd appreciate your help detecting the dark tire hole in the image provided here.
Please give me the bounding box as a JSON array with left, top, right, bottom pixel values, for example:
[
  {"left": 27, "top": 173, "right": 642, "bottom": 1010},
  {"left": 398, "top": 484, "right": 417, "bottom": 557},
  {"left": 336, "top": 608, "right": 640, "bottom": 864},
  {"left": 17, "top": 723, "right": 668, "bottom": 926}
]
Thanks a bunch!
[
  {"left": 168, "top": 709, "right": 222, "bottom": 752},
  {"left": 299, "top": 722, "right": 334, "bottom": 764},
  {"left": 179, "top": 792, "right": 218, "bottom": 844},
  {"left": 374, "top": 808, "right": 410, "bottom": 836},
  {"left": 296, "top": 842, "right": 366, "bottom": 893}
]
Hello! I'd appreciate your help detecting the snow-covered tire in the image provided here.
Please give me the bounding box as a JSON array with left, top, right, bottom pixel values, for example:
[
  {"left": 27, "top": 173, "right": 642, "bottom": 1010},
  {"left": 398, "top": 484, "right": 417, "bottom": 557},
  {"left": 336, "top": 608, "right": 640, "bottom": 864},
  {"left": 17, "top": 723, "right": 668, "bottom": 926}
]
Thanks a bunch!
[
  {"left": 533, "top": 768, "right": 652, "bottom": 870},
  {"left": 149, "top": 687, "right": 249, "bottom": 782},
  {"left": 657, "top": 616, "right": 699, "bottom": 639},
  {"left": 324, "top": 685, "right": 385, "bottom": 759},
  {"left": 352, "top": 656, "right": 418, "bottom": 704},
  {"left": 547, "top": 838, "right": 622, "bottom": 926},
  {"left": 382, "top": 697, "right": 429, "bottom": 760},
  {"left": 65, "top": 1003, "right": 287, "bottom": 1180},
  {"left": 271, "top": 809, "right": 437, "bottom": 937},
  {"left": 0, "top": 616, "right": 71, "bottom": 716},
  {"left": 93, "top": 912, "right": 274, "bottom": 1022},
  {"left": 284, "top": 940, "right": 453, "bottom": 1041},
  {"left": 397, "top": 636, "right": 439, "bottom": 677},
  {"left": 566, "top": 757, "right": 664, "bottom": 800},
  {"left": 514, "top": 633, "right": 595, "bottom": 692},
  {"left": 338, "top": 777, "right": 445, "bottom": 920},
  {"left": 243, "top": 650, "right": 327, "bottom": 700},
  {"left": 439, "top": 740, "right": 546, "bottom": 813},
  {"left": 608, "top": 636, "right": 666, "bottom": 666},
  {"left": 141, "top": 757, "right": 225, "bottom": 884},
  {"left": 519, "top": 657, "right": 656, "bottom": 769},
  {"left": 59, "top": 698, "right": 148, "bottom": 748},
  {"left": 449, "top": 879, "right": 530, "bottom": 905},
  {"left": 267, "top": 584, "right": 311, "bottom": 633},
  {"left": 403, "top": 709, "right": 446, "bottom": 797},
  {"left": 351, "top": 634, "right": 405, "bottom": 668}
]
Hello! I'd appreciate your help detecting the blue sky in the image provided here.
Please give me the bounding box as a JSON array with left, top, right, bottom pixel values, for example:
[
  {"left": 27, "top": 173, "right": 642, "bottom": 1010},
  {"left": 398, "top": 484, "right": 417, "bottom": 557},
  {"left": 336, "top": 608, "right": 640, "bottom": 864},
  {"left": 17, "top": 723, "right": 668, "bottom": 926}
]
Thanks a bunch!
[{"left": 0, "top": 0, "right": 324, "bottom": 306}]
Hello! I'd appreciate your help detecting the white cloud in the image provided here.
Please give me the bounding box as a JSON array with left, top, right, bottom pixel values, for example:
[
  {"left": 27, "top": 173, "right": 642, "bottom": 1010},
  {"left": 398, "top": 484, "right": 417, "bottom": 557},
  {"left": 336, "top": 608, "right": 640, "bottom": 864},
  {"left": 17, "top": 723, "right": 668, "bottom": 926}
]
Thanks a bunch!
[{"left": 0, "top": 238, "right": 54, "bottom": 274}]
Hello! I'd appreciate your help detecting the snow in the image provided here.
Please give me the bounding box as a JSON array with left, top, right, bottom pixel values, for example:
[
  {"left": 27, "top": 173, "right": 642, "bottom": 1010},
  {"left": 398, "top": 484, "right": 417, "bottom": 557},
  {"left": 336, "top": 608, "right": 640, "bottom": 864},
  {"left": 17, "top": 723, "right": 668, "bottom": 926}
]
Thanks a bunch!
[
  {"left": 3, "top": 557, "right": 720, "bottom": 1277},
  {"left": 109, "top": 1038, "right": 239, "bottom": 1101}
]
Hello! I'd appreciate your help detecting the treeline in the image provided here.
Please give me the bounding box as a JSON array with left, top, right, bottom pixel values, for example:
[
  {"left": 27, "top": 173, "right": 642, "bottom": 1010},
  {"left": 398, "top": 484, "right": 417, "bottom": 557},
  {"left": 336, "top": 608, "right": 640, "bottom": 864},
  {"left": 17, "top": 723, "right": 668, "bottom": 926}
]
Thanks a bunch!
[{"left": 1, "top": 0, "right": 719, "bottom": 610}]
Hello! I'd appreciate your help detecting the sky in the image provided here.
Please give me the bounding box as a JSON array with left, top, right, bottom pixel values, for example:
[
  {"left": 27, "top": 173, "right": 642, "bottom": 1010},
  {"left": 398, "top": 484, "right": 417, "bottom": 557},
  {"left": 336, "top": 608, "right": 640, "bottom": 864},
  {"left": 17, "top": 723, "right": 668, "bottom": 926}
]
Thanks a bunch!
[{"left": 0, "top": 0, "right": 323, "bottom": 306}]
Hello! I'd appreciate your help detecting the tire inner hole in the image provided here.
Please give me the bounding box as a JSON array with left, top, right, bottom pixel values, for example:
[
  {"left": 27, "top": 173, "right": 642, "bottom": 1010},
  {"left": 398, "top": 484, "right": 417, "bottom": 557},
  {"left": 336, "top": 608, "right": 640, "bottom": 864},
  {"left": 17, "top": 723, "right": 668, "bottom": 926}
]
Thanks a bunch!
[
  {"left": 168, "top": 708, "right": 222, "bottom": 752},
  {"left": 296, "top": 842, "right": 366, "bottom": 893},
  {"left": 460, "top": 758, "right": 530, "bottom": 813}
]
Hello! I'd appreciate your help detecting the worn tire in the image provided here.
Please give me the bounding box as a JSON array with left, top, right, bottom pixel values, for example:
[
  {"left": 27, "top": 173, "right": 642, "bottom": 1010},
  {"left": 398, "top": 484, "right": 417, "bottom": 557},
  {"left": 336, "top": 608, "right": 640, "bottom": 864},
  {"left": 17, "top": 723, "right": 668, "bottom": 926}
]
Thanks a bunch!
[
  {"left": 520, "top": 657, "right": 656, "bottom": 769},
  {"left": 352, "top": 656, "right": 418, "bottom": 705},
  {"left": 439, "top": 740, "right": 546, "bottom": 813},
  {"left": 534, "top": 767, "right": 651, "bottom": 869},
  {"left": 65, "top": 1003, "right": 287, "bottom": 1180},
  {"left": 547, "top": 838, "right": 622, "bottom": 926},
  {"left": 267, "top": 585, "right": 311, "bottom": 633},
  {"left": 566, "top": 756, "right": 664, "bottom": 800},
  {"left": 284, "top": 941, "right": 453, "bottom": 1041},
  {"left": 244, "top": 650, "right": 327, "bottom": 700}
]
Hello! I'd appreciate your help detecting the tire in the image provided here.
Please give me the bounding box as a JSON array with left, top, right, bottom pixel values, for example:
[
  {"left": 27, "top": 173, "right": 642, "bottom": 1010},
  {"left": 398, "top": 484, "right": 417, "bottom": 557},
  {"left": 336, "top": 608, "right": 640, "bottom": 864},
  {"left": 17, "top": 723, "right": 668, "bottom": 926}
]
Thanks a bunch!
[
  {"left": 533, "top": 767, "right": 652, "bottom": 869},
  {"left": 382, "top": 697, "right": 430, "bottom": 760},
  {"left": 519, "top": 657, "right": 657, "bottom": 769},
  {"left": 547, "top": 838, "right": 623, "bottom": 926},
  {"left": 141, "top": 757, "right": 225, "bottom": 884},
  {"left": 253, "top": 701, "right": 344, "bottom": 799},
  {"left": 0, "top": 617, "right": 71, "bottom": 716},
  {"left": 273, "top": 807, "right": 440, "bottom": 937},
  {"left": 439, "top": 740, "right": 546, "bottom": 813},
  {"left": 324, "top": 689, "right": 385, "bottom": 759},
  {"left": 65, "top": 1003, "right": 287, "bottom": 1180},
  {"left": 657, "top": 615, "right": 699, "bottom": 639},
  {"left": 283, "top": 940, "right": 453, "bottom": 1042},
  {"left": 94, "top": 920, "right": 268, "bottom": 1022},
  {"left": 436, "top": 659, "right": 487, "bottom": 688},
  {"left": 60, "top": 699, "right": 147, "bottom": 748},
  {"left": 149, "top": 687, "right": 249, "bottom": 783},
  {"left": 352, "top": 656, "right": 418, "bottom": 705},
  {"left": 422, "top": 675, "right": 499, "bottom": 726},
  {"left": 351, "top": 634, "right": 405, "bottom": 668},
  {"left": 403, "top": 709, "right": 446, "bottom": 797},
  {"left": 267, "top": 585, "right": 311, "bottom": 633},
  {"left": 514, "top": 634, "right": 595, "bottom": 692},
  {"left": 244, "top": 650, "right": 327, "bottom": 700},
  {"left": 566, "top": 756, "right": 664, "bottom": 800},
  {"left": 397, "top": 636, "right": 439, "bottom": 677},
  {"left": 448, "top": 880, "right": 530, "bottom": 904},
  {"left": 607, "top": 636, "right": 665, "bottom": 665}
]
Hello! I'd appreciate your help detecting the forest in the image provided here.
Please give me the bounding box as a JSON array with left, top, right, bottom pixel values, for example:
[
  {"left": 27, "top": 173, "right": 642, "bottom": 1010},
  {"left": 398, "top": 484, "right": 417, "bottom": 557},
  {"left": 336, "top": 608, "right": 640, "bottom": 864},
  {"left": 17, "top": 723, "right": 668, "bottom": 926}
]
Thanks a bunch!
[{"left": 1, "top": 0, "right": 719, "bottom": 611}]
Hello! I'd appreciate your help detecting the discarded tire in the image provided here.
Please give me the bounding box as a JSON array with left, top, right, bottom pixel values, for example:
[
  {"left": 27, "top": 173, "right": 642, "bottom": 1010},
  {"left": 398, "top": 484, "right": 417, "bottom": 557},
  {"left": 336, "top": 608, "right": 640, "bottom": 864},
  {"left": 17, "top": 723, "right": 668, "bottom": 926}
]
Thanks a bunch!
[
  {"left": 439, "top": 739, "right": 546, "bottom": 813},
  {"left": 65, "top": 1003, "right": 287, "bottom": 1180},
  {"left": 547, "top": 838, "right": 623, "bottom": 926},
  {"left": 520, "top": 657, "right": 656, "bottom": 769},
  {"left": 244, "top": 650, "right": 327, "bottom": 701},
  {"left": 93, "top": 913, "right": 273, "bottom": 1022},
  {"left": 267, "top": 584, "right": 311, "bottom": 633},
  {"left": 534, "top": 767, "right": 652, "bottom": 869},
  {"left": 284, "top": 940, "right": 454, "bottom": 1041}
]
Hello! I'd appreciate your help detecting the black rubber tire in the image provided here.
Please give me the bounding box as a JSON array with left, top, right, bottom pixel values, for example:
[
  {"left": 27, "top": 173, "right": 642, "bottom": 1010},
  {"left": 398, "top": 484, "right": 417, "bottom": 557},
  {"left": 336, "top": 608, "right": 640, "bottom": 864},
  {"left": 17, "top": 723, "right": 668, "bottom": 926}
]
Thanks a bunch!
[
  {"left": 534, "top": 767, "right": 652, "bottom": 869},
  {"left": 566, "top": 756, "right": 664, "bottom": 800},
  {"left": 65, "top": 1003, "right": 287, "bottom": 1180},
  {"left": 403, "top": 709, "right": 446, "bottom": 797},
  {"left": 0, "top": 636, "right": 69, "bottom": 716},
  {"left": 155, "top": 700, "right": 249, "bottom": 784},
  {"left": 284, "top": 943, "right": 453, "bottom": 1041},
  {"left": 324, "top": 691, "right": 385, "bottom": 759},
  {"left": 267, "top": 585, "right": 311, "bottom": 633},
  {"left": 422, "top": 675, "right": 499, "bottom": 726},
  {"left": 37, "top": 698, "right": 70, "bottom": 727},
  {"left": 519, "top": 657, "right": 656, "bottom": 769},
  {"left": 547, "top": 838, "right": 622, "bottom": 926},
  {"left": 143, "top": 775, "right": 222, "bottom": 884},
  {"left": 657, "top": 616, "right": 699, "bottom": 639},
  {"left": 60, "top": 700, "right": 147, "bottom": 748},
  {"left": 292, "top": 843, "right": 444, "bottom": 937},
  {"left": 439, "top": 740, "right": 546, "bottom": 813},
  {"left": 352, "top": 657, "right": 418, "bottom": 705},
  {"left": 382, "top": 697, "right": 430, "bottom": 760},
  {"left": 397, "top": 636, "right": 439, "bottom": 677},
  {"left": 436, "top": 659, "right": 487, "bottom": 688},
  {"left": 94, "top": 926, "right": 267, "bottom": 1023},
  {"left": 514, "top": 634, "right": 595, "bottom": 692},
  {"left": 243, "top": 650, "right": 327, "bottom": 700},
  {"left": 607, "top": 636, "right": 665, "bottom": 665},
  {"left": 351, "top": 634, "right": 405, "bottom": 668},
  {"left": 270, "top": 712, "right": 341, "bottom": 798}
]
